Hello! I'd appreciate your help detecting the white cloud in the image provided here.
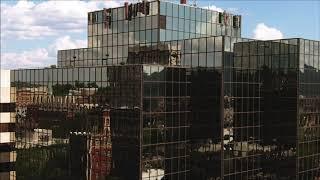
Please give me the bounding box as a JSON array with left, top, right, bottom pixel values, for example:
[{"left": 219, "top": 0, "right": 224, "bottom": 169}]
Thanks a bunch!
[
  {"left": 0, "top": 0, "right": 120, "bottom": 39},
  {"left": 0, "top": 0, "right": 119, "bottom": 69},
  {"left": 1, "top": 36, "right": 86, "bottom": 69},
  {"left": 48, "top": 36, "right": 86, "bottom": 56},
  {"left": 207, "top": 5, "right": 224, "bottom": 12},
  {"left": 1, "top": 48, "right": 54, "bottom": 69},
  {"left": 205, "top": 5, "right": 239, "bottom": 14},
  {"left": 226, "top": 8, "right": 239, "bottom": 14},
  {"left": 253, "top": 23, "right": 284, "bottom": 40}
]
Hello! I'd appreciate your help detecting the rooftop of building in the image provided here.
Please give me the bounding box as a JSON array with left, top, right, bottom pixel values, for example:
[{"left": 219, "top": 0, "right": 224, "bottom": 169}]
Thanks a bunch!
[{"left": 88, "top": 0, "right": 240, "bottom": 16}]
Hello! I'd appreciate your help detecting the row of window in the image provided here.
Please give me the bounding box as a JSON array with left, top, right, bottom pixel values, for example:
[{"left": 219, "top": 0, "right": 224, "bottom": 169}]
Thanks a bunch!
[
  {"left": 89, "top": 1, "right": 158, "bottom": 23},
  {"left": 300, "top": 39, "right": 320, "bottom": 55},
  {"left": 57, "top": 52, "right": 224, "bottom": 69},
  {"left": 235, "top": 42, "right": 320, "bottom": 71},
  {"left": 11, "top": 66, "right": 189, "bottom": 85},
  {"left": 12, "top": 66, "right": 143, "bottom": 83},
  {"left": 88, "top": 1, "right": 239, "bottom": 25},
  {"left": 58, "top": 36, "right": 250, "bottom": 68},
  {"left": 159, "top": 1, "right": 238, "bottom": 25},
  {"left": 88, "top": 16, "right": 239, "bottom": 37},
  {"left": 88, "top": 34, "right": 225, "bottom": 50},
  {"left": 88, "top": 16, "right": 159, "bottom": 35},
  {"left": 235, "top": 40, "right": 320, "bottom": 56},
  {"left": 235, "top": 41, "right": 299, "bottom": 56},
  {"left": 58, "top": 36, "right": 228, "bottom": 65}
]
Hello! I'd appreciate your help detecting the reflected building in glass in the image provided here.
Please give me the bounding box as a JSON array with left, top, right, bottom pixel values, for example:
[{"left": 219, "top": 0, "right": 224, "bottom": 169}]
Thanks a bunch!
[
  {"left": 11, "top": 65, "right": 190, "bottom": 180},
  {"left": 233, "top": 39, "right": 320, "bottom": 180},
  {"left": 57, "top": 0, "right": 241, "bottom": 67},
  {"left": 8, "top": 0, "right": 320, "bottom": 180}
]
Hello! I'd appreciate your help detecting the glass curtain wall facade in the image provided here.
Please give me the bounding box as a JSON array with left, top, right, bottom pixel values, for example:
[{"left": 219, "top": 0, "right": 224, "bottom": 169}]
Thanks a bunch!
[
  {"left": 57, "top": 0, "right": 241, "bottom": 68},
  {"left": 222, "top": 40, "right": 263, "bottom": 180},
  {"left": 58, "top": 35, "right": 248, "bottom": 69},
  {"left": 298, "top": 39, "right": 320, "bottom": 180},
  {"left": 9, "top": 0, "right": 320, "bottom": 179},
  {"left": 12, "top": 34, "right": 253, "bottom": 180},
  {"left": 11, "top": 65, "right": 142, "bottom": 179},
  {"left": 233, "top": 39, "right": 320, "bottom": 180},
  {"left": 142, "top": 66, "right": 191, "bottom": 180},
  {"left": 10, "top": 65, "right": 190, "bottom": 180},
  {"left": 189, "top": 67, "right": 223, "bottom": 180}
]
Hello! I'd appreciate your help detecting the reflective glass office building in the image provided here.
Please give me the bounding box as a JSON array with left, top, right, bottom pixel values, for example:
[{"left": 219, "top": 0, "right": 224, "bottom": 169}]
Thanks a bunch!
[
  {"left": 11, "top": 65, "right": 191, "bottom": 180},
  {"left": 8, "top": 0, "right": 320, "bottom": 180},
  {"left": 57, "top": 0, "right": 241, "bottom": 67},
  {"left": 234, "top": 39, "right": 320, "bottom": 180}
]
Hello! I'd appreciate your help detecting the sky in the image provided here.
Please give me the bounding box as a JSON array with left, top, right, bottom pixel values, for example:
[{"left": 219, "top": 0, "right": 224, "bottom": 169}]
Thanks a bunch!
[{"left": 0, "top": 0, "right": 319, "bottom": 69}]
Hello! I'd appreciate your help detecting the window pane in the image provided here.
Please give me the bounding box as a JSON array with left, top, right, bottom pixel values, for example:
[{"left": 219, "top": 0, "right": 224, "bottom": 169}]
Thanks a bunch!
[{"left": 215, "top": 36, "right": 223, "bottom": 51}]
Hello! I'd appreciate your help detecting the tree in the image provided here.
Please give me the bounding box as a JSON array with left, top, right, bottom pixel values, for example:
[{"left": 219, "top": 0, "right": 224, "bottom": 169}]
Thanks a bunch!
[
  {"left": 75, "top": 80, "right": 85, "bottom": 88},
  {"left": 52, "top": 84, "right": 73, "bottom": 96},
  {"left": 87, "top": 82, "right": 98, "bottom": 88},
  {"left": 15, "top": 144, "right": 69, "bottom": 180}
]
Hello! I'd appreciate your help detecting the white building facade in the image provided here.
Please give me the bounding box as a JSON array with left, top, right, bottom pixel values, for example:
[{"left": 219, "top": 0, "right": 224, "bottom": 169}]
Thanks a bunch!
[{"left": 0, "top": 70, "right": 16, "bottom": 180}]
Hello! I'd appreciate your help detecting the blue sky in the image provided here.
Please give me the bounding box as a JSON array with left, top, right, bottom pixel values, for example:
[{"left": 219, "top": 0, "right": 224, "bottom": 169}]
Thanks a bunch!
[
  {"left": 197, "top": 0, "right": 320, "bottom": 40},
  {"left": 0, "top": 0, "right": 319, "bottom": 69}
]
